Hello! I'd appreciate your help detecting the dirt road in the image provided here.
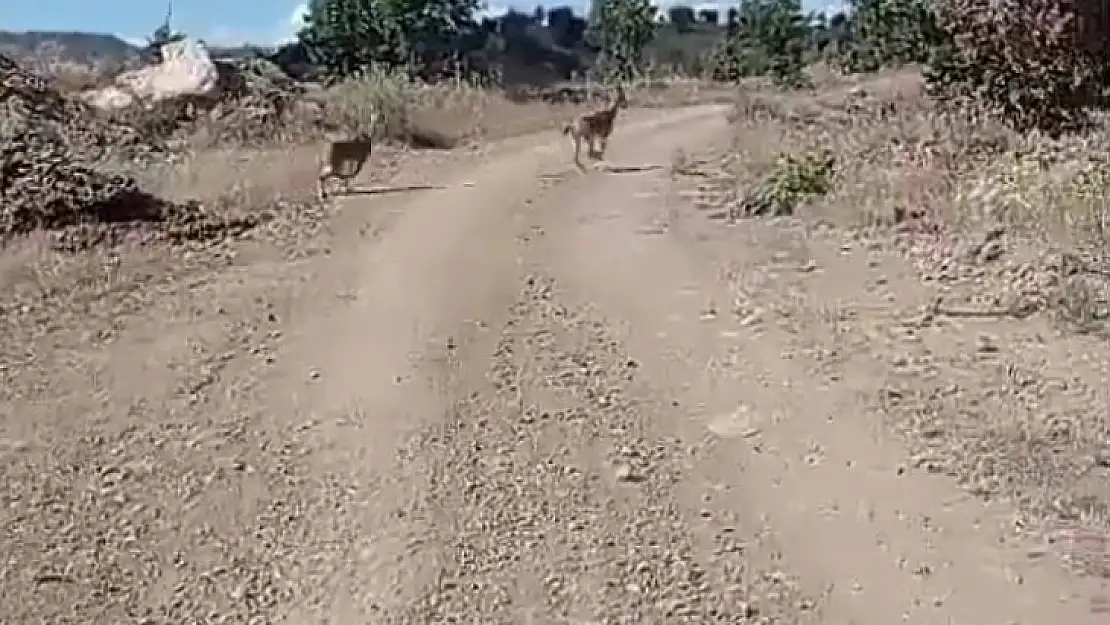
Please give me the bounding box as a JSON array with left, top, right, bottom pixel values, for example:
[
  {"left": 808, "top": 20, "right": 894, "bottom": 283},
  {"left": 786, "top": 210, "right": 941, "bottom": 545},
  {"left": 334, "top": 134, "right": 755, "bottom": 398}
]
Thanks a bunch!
[{"left": 3, "top": 105, "right": 1106, "bottom": 623}]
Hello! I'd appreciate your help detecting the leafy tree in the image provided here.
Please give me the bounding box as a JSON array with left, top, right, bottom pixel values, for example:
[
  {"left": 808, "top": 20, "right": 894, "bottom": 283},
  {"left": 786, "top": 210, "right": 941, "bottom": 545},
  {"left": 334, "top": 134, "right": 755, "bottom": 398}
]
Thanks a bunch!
[
  {"left": 667, "top": 6, "right": 696, "bottom": 32},
  {"left": 298, "top": 0, "right": 406, "bottom": 77},
  {"left": 836, "top": 0, "right": 947, "bottom": 72},
  {"left": 588, "top": 0, "right": 658, "bottom": 81},
  {"left": 726, "top": 7, "right": 740, "bottom": 36},
  {"left": 729, "top": 0, "right": 811, "bottom": 87},
  {"left": 298, "top": 0, "right": 480, "bottom": 78},
  {"left": 378, "top": 0, "right": 481, "bottom": 63},
  {"left": 811, "top": 10, "right": 851, "bottom": 54},
  {"left": 144, "top": 1, "right": 187, "bottom": 63},
  {"left": 501, "top": 9, "right": 536, "bottom": 36},
  {"left": 547, "top": 6, "right": 587, "bottom": 48},
  {"left": 924, "top": 0, "right": 1109, "bottom": 134}
]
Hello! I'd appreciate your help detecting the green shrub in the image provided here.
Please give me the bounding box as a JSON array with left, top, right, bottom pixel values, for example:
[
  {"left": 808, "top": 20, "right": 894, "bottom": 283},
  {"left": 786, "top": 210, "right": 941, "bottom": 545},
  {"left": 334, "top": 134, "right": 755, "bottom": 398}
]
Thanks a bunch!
[{"left": 739, "top": 150, "right": 836, "bottom": 217}]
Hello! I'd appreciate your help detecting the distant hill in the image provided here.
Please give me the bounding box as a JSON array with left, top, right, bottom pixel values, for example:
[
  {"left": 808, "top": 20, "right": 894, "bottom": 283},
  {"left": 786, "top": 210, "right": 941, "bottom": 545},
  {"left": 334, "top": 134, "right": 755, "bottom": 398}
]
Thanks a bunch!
[
  {"left": 0, "top": 30, "right": 266, "bottom": 65},
  {"left": 0, "top": 30, "right": 141, "bottom": 63}
]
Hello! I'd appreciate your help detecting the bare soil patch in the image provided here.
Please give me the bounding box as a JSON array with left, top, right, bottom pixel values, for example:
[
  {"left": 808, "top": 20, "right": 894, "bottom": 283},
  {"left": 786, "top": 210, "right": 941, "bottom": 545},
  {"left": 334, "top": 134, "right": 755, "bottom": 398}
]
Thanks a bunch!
[
  {"left": 677, "top": 68, "right": 1110, "bottom": 579},
  {"left": 0, "top": 64, "right": 732, "bottom": 621}
]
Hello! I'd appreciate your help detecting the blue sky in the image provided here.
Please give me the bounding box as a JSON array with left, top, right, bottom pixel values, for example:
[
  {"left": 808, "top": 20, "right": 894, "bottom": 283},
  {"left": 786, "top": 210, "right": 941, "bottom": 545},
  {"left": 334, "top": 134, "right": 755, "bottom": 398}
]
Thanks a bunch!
[
  {"left": 3, "top": 0, "right": 845, "bottom": 47},
  {"left": 2, "top": 0, "right": 311, "bottom": 46}
]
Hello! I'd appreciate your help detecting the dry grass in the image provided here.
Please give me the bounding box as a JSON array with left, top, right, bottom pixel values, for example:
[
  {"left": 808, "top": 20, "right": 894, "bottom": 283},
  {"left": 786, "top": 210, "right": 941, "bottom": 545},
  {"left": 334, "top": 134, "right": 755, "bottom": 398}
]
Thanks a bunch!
[
  {"left": 22, "top": 51, "right": 731, "bottom": 155},
  {"left": 17, "top": 54, "right": 128, "bottom": 91},
  {"left": 719, "top": 69, "right": 1107, "bottom": 330},
  {"left": 321, "top": 68, "right": 734, "bottom": 148},
  {"left": 127, "top": 69, "right": 733, "bottom": 221},
  {"left": 693, "top": 68, "right": 1110, "bottom": 570}
]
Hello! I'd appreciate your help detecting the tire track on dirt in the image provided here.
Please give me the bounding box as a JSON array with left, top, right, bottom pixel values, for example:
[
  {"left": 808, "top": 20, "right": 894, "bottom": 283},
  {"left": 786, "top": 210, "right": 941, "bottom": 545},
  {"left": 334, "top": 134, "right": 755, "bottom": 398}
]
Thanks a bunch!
[
  {"left": 386, "top": 272, "right": 778, "bottom": 623},
  {"left": 530, "top": 113, "right": 820, "bottom": 624},
  {"left": 345, "top": 108, "right": 809, "bottom": 623},
  {"left": 541, "top": 119, "right": 1110, "bottom": 624},
  {"left": 252, "top": 105, "right": 732, "bottom": 622},
  {"left": 0, "top": 106, "right": 722, "bottom": 625}
]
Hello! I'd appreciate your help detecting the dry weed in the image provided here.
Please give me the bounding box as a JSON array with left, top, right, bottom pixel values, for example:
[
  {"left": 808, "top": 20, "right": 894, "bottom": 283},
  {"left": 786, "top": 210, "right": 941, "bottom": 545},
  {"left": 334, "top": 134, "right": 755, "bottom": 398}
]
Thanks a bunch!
[
  {"left": 712, "top": 70, "right": 1106, "bottom": 331},
  {"left": 325, "top": 67, "right": 489, "bottom": 148},
  {"left": 684, "top": 68, "right": 1110, "bottom": 561}
]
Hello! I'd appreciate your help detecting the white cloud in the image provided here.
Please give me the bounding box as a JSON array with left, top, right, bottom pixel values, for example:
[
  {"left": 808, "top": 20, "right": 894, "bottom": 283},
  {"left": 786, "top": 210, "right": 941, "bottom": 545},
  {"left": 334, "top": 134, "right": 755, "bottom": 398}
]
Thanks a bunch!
[
  {"left": 201, "top": 3, "right": 308, "bottom": 48},
  {"left": 820, "top": 1, "right": 849, "bottom": 13},
  {"left": 282, "top": 3, "right": 310, "bottom": 41},
  {"left": 481, "top": 3, "right": 510, "bottom": 17}
]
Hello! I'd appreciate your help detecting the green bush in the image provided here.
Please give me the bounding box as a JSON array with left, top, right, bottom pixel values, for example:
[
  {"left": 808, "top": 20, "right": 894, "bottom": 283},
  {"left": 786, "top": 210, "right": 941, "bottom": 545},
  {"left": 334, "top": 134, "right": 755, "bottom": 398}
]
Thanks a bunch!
[{"left": 739, "top": 150, "right": 836, "bottom": 217}]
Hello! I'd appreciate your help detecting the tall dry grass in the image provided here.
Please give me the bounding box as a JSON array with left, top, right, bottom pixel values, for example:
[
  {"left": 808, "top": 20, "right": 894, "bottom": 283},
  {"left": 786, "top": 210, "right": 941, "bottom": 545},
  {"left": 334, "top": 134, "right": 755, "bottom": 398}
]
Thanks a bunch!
[
  {"left": 714, "top": 68, "right": 1110, "bottom": 545},
  {"left": 324, "top": 67, "right": 490, "bottom": 148},
  {"left": 726, "top": 69, "right": 1110, "bottom": 281}
]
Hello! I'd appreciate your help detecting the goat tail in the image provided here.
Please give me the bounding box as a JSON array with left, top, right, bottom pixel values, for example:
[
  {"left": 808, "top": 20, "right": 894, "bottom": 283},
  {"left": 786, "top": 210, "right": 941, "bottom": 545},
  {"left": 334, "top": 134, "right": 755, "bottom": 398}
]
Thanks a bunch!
[{"left": 562, "top": 123, "right": 574, "bottom": 136}]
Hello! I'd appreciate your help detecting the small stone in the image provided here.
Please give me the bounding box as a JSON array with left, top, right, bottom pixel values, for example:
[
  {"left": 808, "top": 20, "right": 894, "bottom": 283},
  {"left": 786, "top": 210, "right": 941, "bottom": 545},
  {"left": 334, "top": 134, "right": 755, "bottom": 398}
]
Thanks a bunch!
[
  {"left": 976, "top": 333, "right": 999, "bottom": 353},
  {"left": 614, "top": 463, "right": 641, "bottom": 483}
]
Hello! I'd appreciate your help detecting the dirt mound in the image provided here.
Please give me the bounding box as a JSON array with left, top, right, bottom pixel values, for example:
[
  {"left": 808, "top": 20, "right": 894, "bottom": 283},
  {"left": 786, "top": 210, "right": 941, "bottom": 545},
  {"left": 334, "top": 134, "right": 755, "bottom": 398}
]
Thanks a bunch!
[
  {"left": 0, "top": 53, "right": 164, "bottom": 163},
  {"left": 0, "top": 53, "right": 254, "bottom": 251}
]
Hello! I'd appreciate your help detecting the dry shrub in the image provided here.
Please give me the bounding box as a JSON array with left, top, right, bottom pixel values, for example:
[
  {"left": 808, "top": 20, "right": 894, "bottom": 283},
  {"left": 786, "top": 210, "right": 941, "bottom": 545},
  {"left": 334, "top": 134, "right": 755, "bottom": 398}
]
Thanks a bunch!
[
  {"left": 325, "top": 67, "right": 488, "bottom": 149},
  {"left": 322, "top": 70, "right": 732, "bottom": 149},
  {"left": 953, "top": 132, "right": 1110, "bottom": 249},
  {"left": 621, "top": 76, "right": 737, "bottom": 108},
  {"left": 950, "top": 130, "right": 1110, "bottom": 334},
  {"left": 727, "top": 72, "right": 963, "bottom": 226},
  {"left": 15, "top": 54, "right": 128, "bottom": 93},
  {"left": 724, "top": 69, "right": 1108, "bottom": 333},
  {"left": 728, "top": 71, "right": 1009, "bottom": 225},
  {"left": 929, "top": 0, "right": 1110, "bottom": 133},
  {"left": 718, "top": 69, "right": 1110, "bottom": 542},
  {"left": 41, "top": 60, "right": 121, "bottom": 93}
]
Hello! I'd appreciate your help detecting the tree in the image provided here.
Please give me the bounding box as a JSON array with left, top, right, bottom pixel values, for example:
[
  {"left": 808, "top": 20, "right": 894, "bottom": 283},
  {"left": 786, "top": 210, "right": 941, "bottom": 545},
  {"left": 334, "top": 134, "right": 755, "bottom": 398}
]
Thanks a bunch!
[
  {"left": 716, "top": 0, "right": 810, "bottom": 86},
  {"left": 379, "top": 0, "right": 481, "bottom": 62},
  {"left": 726, "top": 7, "right": 740, "bottom": 37},
  {"left": 298, "top": 0, "right": 406, "bottom": 77},
  {"left": 924, "top": 0, "right": 1109, "bottom": 133},
  {"left": 548, "top": 6, "right": 588, "bottom": 48},
  {"left": 836, "top": 0, "right": 947, "bottom": 72},
  {"left": 588, "top": 0, "right": 658, "bottom": 81},
  {"left": 297, "top": 0, "right": 481, "bottom": 78},
  {"left": 144, "top": 1, "right": 187, "bottom": 64},
  {"left": 667, "top": 5, "right": 696, "bottom": 32},
  {"left": 501, "top": 9, "right": 535, "bottom": 36}
]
